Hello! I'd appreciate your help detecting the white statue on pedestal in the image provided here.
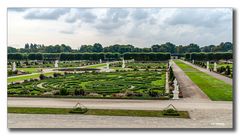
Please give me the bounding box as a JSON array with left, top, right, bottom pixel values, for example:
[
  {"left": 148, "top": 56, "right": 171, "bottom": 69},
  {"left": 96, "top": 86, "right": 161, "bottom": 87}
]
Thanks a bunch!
[
  {"left": 206, "top": 61, "right": 209, "bottom": 70},
  {"left": 106, "top": 62, "right": 109, "bottom": 70},
  {"left": 12, "top": 62, "right": 16, "bottom": 71},
  {"left": 54, "top": 60, "right": 59, "bottom": 68},
  {"left": 122, "top": 59, "right": 125, "bottom": 68},
  {"left": 192, "top": 60, "right": 194, "bottom": 64},
  {"left": 172, "top": 79, "right": 179, "bottom": 100},
  {"left": 100, "top": 59, "right": 102, "bottom": 63},
  {"left": 168, "top": 61, "right": 172, "bottom": 70},
  {"left": 214, "top": 62, "right": 217, "bottom": 72}
]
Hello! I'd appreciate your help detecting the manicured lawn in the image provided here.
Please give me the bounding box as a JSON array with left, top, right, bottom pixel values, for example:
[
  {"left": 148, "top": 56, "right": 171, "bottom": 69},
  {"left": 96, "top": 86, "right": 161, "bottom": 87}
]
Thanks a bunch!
[
  {"left": 8, "top": 107, "right": 189, "bottom": 118},
  {"left": 17, "top": 68, "right": 41, "bottom": 73},
  {"left": 86, "top": 63, "right": 106, "bottom": 68},
  {"left": 174, "top": 60, "right": 232, "bottom": 101},
  {"left": 8, "top": 72, "right": 56, "bottom": 83}
]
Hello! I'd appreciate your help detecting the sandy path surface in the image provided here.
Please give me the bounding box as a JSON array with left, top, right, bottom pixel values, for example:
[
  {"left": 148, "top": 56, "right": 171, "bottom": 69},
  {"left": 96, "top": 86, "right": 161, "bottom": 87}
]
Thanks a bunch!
[
  {"left": 8, "top": 97, "right": 233, "bottom": 128},
  {"left": 8, "top": 97, "right": 232, "bottom": 111},
  {"left": 8, "top": 108, "right": 232, "bottom": 128}
]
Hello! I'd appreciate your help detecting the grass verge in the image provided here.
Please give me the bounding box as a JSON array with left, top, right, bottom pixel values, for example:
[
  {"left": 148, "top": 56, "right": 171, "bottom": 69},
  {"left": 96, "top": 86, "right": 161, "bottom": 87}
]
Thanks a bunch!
[
  {"left": 8, "top": 72, "right": 59, "bottom": 83},
  {"left": 174, "top": 60, "right": 232, "bottom": 101},
  {"left": 86, "top": 63, "right": 106, "bottom": 68},
  {"left": 8, "top": 107, "right": 189, "bottom": 118}
]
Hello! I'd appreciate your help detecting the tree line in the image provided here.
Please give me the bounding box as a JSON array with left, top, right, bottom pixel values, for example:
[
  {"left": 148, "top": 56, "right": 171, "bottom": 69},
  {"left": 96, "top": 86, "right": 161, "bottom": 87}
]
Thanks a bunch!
[
  {"left": 8, "top": 53, "right": 171, "bottom": 61},
  {"left": 8, "top": 42, "right": 233, "bottom": 54}
]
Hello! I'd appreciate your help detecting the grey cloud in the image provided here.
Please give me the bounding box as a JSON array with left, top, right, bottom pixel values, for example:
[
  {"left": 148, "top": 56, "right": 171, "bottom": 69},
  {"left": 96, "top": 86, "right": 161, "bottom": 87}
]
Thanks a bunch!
[
  {"left": 24, "top": 8, "right": 70, "bottom": 20},
  {"left": 165, "top": 9, "right": 232, "bottom": 28},
  {"left": 95, "top": 8, "right": 129, "bottom": 33},
  {"left": 131, "top": 9, "right": 149, "bottom": 20},
  {"left": 65, "top": 8, "right": 97, "bottom": 23}
]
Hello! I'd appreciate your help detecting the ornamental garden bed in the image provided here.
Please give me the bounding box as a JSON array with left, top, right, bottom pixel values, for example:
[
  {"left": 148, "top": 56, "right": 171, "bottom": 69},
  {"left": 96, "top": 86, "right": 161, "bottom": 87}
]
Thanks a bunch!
[{"left": 8, "top": 70, "right": 168, "bottom": 99}]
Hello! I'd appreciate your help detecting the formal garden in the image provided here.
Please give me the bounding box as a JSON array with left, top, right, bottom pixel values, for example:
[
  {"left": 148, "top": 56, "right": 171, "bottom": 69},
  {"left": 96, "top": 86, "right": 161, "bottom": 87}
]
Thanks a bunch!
[
  {"left": 8, "top": 70, "right": 168, "bottom": 99},
  {"left": 7, "top": 52, "right": 233, "bottom": 101},
  {"left": 7, "top": 53, "right": 173, "bottom": 100}
]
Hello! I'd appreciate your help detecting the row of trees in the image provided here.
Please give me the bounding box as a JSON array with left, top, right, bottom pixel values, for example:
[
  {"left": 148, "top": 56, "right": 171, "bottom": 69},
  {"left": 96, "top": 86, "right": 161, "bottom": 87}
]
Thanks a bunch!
[
  {"left": 8, "top": 42, "right": 233, "bottom": 54},
  {"left": 8, "top": 53, "right": 171, "bottom": 61},
  {"left": 185, "top": 52, "right": 233, "bottom": 61}
]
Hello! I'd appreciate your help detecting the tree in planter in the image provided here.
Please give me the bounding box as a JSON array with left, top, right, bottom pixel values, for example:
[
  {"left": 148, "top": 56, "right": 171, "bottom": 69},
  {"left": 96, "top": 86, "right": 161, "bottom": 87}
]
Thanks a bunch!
[
  {"left": 74, "top": 88, "right": 85, "bottom": 96},
  {"left": 53, "top": 72, "right": 61, "bottom": 78},
  {"left": 148, "top": 90, "right": 159, "bottom": 97},
  {"left": 39, "top": 74, "right": 46, "bottom": 80},
  {"left": 225, "top": 66, "right": 231, "bottom": 75},
  {"left": 169, "top": 67, "right": 175, "bottom": 82},
  {"left": 60, "top": 88, "right": 69, "bottom": 95}
]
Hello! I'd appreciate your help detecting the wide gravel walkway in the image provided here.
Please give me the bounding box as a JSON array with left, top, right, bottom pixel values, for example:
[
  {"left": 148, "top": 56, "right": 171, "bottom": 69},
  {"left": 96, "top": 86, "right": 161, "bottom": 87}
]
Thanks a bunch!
[
  {"left": 8, "top": 97, "right": 232, "bottom": 128},
  {"left": 171, "top": 60, "right": 210, "bottom": 101}
]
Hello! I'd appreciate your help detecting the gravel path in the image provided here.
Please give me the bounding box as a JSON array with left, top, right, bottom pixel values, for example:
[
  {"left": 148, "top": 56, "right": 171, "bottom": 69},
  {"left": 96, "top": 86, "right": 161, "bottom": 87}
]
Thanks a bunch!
[
  {"left": 8, "top": 97, "right": 233, "bottom": 128},
  {"left": 181, "top": 60, "right": 232, "bottom": 85},
  {"left": 8, "top": 97, "right": 232, "bottom": 111},
  {"left": 171, "top": 60, "right": 210, "bottom": 101},
  {"left": 8, "top": 108, "right": 232, "bottom": 128}
]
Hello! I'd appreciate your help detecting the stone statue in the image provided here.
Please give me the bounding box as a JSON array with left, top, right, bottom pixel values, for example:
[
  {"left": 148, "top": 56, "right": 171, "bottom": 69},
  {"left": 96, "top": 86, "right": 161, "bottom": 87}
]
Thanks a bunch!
[
  {"left": 122, "top": 59, "right": 125, "bottom": 68},
  {"left": 100, "top": 59, "right": 102, "bottom": 63},
  {"left": 54, "top": 60, "right": 59, "bottom": 68},
  {"left": 12, "top": 62, "right": 16, "bottom": 71},
  {"left": 214, "top": 62, "right": 217, "bottom": 72},
  {"left": 106, "top": 62, "right": 109, "bottom": 70},
  {"left": 206, "top": 61, "right": 209, "bottom": 70},
  {"left": 172, "top": 79, "right": 179, "bottom": 100},
  {"left": 192, "top": 60, "right": 194, "bottom": 64}
]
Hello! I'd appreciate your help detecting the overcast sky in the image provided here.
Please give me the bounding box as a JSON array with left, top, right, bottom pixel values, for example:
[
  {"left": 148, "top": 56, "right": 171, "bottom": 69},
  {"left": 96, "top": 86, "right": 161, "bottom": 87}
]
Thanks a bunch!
[{"left": 8, "top": 8, "right": 232, "bottom": 49}]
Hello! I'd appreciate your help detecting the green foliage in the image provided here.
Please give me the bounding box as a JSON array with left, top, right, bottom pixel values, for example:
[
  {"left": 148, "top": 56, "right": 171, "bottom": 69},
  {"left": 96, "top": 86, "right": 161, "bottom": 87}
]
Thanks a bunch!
[
  {"left": 74, "top": 88, "right": 85, "bottom": 96},
  {"left": 169, "top": 67, "right": 175, "bottom": 82},
  {"left": 8, "top": 70, "right": 167, "bottom": 99},
  {"left": 69, "top": 107, "right": 88, "bottom": 114},
  {"left": 148, "top": 90, "right": 160, "bottom": 97},
  {"left": 124, "top": 53, "right": 170, "bottom": 61},
  {"left": 185, "top": 52, "right": 233, "bottom": 61},
  {"left": 60, "top": 88, "right": 69, "bottom": 95},
  {"left": 174, "top": 60, "right": 232, "bottom": 101},
  {"left": 8, "top": 107, "right": 190, "bottom": 118},
  {"left": 163, "top": 109, "right": 180, "bottom": 116},
  {"left": 39, "top": 74, "right": 46, "bottom": 80}
]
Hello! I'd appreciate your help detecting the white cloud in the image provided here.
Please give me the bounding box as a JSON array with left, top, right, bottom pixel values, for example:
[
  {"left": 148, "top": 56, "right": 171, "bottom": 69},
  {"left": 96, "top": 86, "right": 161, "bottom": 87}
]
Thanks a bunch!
[{"left": 8, "top": 8, "right": 233, "bottom": 48}]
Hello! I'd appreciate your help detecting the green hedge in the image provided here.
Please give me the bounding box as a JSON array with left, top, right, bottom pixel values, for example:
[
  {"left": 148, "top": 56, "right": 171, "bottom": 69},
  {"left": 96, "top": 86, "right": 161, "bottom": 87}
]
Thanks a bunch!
[
  {"left": 8, "top": 52, "right": 170, "bottom": 61},
  {"left": 123, "top": 53, "right": 170, "bottom": 61},
  {"left": 185, "top": 52, "right": 233, "bottom": 61}
]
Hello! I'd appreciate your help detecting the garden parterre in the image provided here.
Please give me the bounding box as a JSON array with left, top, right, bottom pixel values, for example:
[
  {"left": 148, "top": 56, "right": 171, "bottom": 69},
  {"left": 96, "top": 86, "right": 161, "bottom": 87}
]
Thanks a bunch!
[{"left": 8, "top": 64, "right": 168, "bottom": 99}]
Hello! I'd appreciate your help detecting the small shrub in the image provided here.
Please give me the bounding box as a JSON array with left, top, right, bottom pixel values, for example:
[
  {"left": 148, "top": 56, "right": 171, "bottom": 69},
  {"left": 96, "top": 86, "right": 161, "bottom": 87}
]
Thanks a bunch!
[
  {"left": 74, "top": 88, "right": 85, "bottom": 96},
  {"left": 53, "top": 72, "right": 61, "bottom": 78},
  {"left": 163, "top": 109, "right": 180, "bottom": 116},
  {"left": 148, "top": 90, "right": 159, "bottom": 97},
  {"left": 39, "top": 74, "right": 46, "bottom": 80},
  {"left": 225, "top": 66, "right": 231, "bottom": 75},
  {"left": 60, "top": 88, "right": 69, "bottom": 95},
  {"left": 69, "top": 107, "right": 88, "bottom": 114}
]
